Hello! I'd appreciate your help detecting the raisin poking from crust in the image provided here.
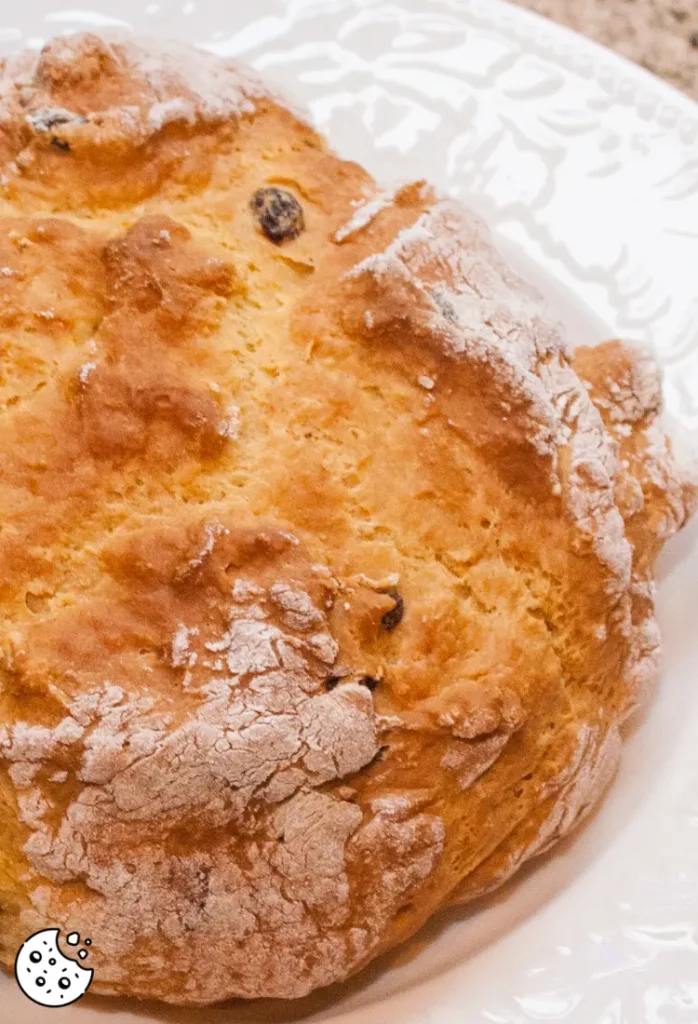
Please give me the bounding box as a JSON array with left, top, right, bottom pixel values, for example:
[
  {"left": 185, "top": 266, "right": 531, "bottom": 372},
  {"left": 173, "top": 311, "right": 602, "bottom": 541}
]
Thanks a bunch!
[
  {"left": 325, "top": 675, "right": 342, "bottom": 691},
  {"left": 251, "top": 187, "right": 305, "bottom": 243},
  {"left": 359, "top": 675, "right": 380, "bottom": 691},
  {"left": 369, "top": 745, "right": 390, "bottom": 766},
  {"left": 27, "top": 107, "right": 86, "bottom": 133},
  {"left": 380, "top": 588, "right": 404, "bottom": 631},
  {"left": 50, "top": 137, "right": 71, "bottom": 153}
]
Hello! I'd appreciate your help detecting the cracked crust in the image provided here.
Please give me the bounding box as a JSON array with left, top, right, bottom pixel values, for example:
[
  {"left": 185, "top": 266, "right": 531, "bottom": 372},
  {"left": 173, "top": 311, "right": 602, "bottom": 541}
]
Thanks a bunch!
[{"left": 0, "top": 33, "right": 695, "bottom": 1004}]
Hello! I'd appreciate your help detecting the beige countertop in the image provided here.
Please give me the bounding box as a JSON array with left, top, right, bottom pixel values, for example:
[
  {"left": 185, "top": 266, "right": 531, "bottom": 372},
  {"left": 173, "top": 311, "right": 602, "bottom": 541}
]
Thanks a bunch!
[{"left": 511, "top": 0, "right": 698, "bottom": 99}]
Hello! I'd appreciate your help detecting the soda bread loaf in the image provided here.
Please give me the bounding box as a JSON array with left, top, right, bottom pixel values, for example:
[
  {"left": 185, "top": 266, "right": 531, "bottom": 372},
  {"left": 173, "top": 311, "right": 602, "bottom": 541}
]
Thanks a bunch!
[{"left": 0, "top": 33, "right": 694, "bottom": 1005}]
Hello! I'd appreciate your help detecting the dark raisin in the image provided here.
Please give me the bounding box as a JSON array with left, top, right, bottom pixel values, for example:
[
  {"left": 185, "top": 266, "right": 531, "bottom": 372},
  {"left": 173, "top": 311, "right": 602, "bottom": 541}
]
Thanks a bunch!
[
  {"left": 50, "top": 136, "right": 71, "bottom": 152},
  {"left": 325, "top": 675, "right": 342, "bottom": 691},
  {"left": 380, "top": 588, "right": 404, "bottom": 631},
  {"left": 369, "top": 744, "right": 389, "bottom": 766},
  {"left": 691, "top": 31, "right": 698, "bottom": 48},
  {"left": 359, "top": 675, "right": 380, "bottom": 691},
  {"left": 27, "top": 107, "right": 86, "bottom": 133},
  {"left": 251, "top": 187, "right": 305, "bottom": 243}
]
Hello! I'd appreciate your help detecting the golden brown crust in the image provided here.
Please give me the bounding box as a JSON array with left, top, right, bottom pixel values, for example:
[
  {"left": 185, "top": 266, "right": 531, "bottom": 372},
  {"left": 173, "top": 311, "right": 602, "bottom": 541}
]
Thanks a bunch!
[{"left": 0, "top": 32, "right": 694, "bottom": 1004}]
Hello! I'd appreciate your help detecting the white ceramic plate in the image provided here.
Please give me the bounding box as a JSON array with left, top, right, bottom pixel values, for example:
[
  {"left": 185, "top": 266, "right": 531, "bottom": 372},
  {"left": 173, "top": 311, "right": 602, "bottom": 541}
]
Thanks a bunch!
[{"left": 2, "top": 2, "right": 697, "bottom": 1022}]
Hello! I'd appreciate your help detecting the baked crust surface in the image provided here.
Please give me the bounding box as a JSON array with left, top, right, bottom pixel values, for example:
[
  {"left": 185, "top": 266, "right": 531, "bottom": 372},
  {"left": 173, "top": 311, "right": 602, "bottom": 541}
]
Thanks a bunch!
[{"left": 0, "top": 33, "right": 694, "bottom": 1004}]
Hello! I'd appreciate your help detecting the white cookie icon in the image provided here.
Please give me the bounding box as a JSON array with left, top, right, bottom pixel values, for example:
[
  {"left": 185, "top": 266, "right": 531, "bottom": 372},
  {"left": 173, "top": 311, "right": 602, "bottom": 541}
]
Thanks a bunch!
[{"left": 14, "top": 928, "right": 93, "bottom": 1007}]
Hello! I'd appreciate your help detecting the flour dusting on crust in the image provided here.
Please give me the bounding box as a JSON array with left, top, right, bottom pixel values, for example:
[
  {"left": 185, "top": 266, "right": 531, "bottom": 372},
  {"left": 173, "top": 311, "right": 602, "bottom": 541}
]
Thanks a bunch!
[{"left": 2, "top": 522, "right": 445, "bottom": 1000}]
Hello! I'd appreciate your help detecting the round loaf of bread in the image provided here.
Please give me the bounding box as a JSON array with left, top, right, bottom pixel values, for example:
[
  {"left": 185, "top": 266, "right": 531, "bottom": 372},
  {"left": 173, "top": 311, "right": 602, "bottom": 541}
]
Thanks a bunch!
[{"left": 0, "top": 33, "right": 694, "bottom": 1005}]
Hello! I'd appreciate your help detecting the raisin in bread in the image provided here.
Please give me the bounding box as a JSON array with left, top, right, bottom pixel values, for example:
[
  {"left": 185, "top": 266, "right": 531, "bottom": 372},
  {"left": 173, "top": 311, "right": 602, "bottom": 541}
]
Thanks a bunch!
[{"left": 0, "top": 32, "right": 694, "bottom": 1005}]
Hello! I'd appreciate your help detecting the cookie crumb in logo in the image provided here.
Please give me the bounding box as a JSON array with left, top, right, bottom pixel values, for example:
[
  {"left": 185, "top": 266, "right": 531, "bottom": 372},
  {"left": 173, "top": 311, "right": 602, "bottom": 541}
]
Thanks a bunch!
[{"left": 14, "top": 928, "right": 94, "bottom": 1007}]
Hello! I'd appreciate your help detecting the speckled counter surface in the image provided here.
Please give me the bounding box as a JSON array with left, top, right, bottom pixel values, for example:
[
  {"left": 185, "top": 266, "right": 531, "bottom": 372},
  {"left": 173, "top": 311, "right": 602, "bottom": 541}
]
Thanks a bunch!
[{"left": 511, "top": 0, "right": 698, "bottom": 98}]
